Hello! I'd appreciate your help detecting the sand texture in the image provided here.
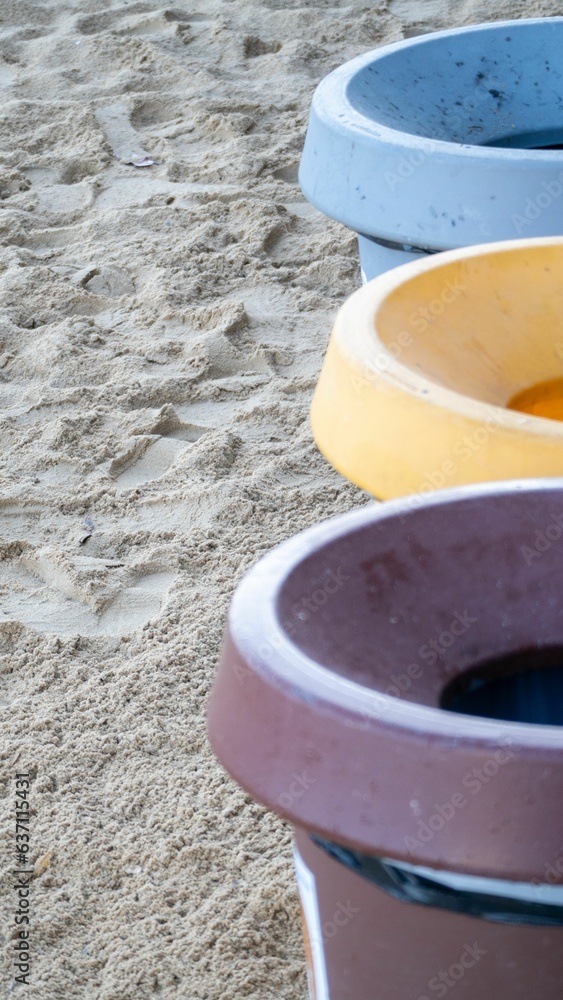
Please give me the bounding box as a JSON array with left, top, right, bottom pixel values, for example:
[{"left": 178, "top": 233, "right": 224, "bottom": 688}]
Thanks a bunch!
[{"left": 1, "top": 1, "right": 563, "bottom": 997}]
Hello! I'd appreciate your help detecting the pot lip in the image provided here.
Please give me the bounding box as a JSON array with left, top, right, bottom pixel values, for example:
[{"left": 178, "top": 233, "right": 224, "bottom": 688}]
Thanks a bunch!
[
  {"left": 334, "top": 235, "right": 563, "bottom": 438},
  {"left": 230, "top": 477, "right": 563, "bottom": 754},
  {"left": 311, "top": 17, "right": 563, "bottom": 163},
  {"left": 299, "top": 18, "right": 563, "bottom": 246}
]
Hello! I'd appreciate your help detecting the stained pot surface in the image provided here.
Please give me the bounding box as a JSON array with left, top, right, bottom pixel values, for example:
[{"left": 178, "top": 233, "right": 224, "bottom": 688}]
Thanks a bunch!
[
  {"left": 208, "top": 481, "right": 563, "bottom": 880},
  {"left": 299, "top": 18, "right": 563, "bottom": 248},
  {"left": 346, "top": 20, "right": 563, "bottom": 147}
]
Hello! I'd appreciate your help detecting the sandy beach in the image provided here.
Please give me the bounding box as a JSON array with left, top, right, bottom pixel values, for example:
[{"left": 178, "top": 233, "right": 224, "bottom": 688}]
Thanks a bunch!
[{"left": 1, "top": 0, "right": 562, "bottom": 997}]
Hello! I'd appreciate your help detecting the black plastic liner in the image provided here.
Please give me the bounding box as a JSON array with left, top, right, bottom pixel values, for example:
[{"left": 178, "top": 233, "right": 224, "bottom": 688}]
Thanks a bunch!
[{"left": 312, "top": 836, "right": 563, "bottom": 927}]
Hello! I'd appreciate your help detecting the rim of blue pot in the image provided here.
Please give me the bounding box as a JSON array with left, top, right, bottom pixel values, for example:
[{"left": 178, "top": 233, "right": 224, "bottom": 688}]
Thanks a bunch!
[{"left": 299, "top": 18, "right": 563, "bottom": 250}]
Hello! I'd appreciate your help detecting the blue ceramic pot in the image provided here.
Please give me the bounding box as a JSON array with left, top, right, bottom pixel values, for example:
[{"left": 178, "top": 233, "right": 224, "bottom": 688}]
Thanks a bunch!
[{"left": 300, "top": 18, "right": 563, "bottom": 281}]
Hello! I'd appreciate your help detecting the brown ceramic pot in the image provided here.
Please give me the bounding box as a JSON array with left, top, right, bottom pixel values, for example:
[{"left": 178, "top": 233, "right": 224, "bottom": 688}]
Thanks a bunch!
[{"left": 208, "top": 480, "right": 563, "bottom": 999}]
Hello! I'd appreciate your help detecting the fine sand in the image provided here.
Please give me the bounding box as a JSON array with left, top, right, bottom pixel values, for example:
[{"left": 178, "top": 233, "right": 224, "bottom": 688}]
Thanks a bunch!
[{"left": 1, "top": 1, "right": 562, "bottom": 997}]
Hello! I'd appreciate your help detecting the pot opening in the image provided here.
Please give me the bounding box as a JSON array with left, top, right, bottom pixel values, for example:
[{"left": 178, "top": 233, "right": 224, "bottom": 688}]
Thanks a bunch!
[
  {"left": 485, "top": 128, "right": 563, "bottom": 150},
  {"left": 441, "top": 647, "right": 563, "bottom": 725},
  {"left": 507, "top": 378, "right": 563, "bottom": 422}
]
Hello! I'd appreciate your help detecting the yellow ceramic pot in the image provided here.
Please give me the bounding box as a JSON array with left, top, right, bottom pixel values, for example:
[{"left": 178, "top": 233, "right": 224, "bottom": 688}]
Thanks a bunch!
[{"left": 311, "top": 237, "right": 563, "bottom": 500}]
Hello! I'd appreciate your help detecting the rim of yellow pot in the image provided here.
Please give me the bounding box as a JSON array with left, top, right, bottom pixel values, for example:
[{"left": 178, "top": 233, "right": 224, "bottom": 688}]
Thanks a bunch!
[{"left": 311, "top": 237, "right": 563, "bottom": 500}]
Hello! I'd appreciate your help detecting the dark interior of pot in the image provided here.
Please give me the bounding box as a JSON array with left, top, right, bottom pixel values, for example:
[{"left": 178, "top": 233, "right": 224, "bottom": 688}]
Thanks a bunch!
[
  {"left": 276, "top": 488, "right": 563, "bottom": 724},
  {"left": 487, "top": 131, "right": 563, "bottom": 150},
  {"left": 441, "top": 647, "right": 563, "bottom": 724},
  {"left": 347, "top": 20, "right": 563, "bottom": 148}
]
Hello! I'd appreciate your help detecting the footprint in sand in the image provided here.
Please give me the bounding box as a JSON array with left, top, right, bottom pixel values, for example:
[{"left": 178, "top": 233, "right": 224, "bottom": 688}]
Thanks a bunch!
[
  {"left": 75, "top": 6, "right": 206, "bottom": 38},
  {"left": 71, "top": 264, "right": 135, "bottom": 297},
  {"left": 109, "top": 421, "right": 209, "bottom": 490},
  {"left": 243, "top": 36, "right": 282, "bottom": 58},
  {"left": 0, "top": 680, "right": 12, "bottom": 709},
  {"left": 0, "top": 545, "right": 175, "bottom": 637}
]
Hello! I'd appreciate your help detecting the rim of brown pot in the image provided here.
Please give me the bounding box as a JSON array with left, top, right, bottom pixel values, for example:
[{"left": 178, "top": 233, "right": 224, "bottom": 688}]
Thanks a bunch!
[{"left": 208, "top": 479, "right": 563, "bottom": 883}]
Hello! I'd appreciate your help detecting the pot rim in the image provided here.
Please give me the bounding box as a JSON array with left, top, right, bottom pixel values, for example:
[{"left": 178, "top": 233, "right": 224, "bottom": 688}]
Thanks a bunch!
[
  {"left": 313, "top": 18, "right": 563, "bottom": 162},
  {"left": 299, "top": 18, "right": 563, "bottom": 247},
  {"left": 230, "top": 477, "right": 563, "bottom": 752},
  {"left": 332, "top": 235, "right": 563, "bottom": 440}
]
